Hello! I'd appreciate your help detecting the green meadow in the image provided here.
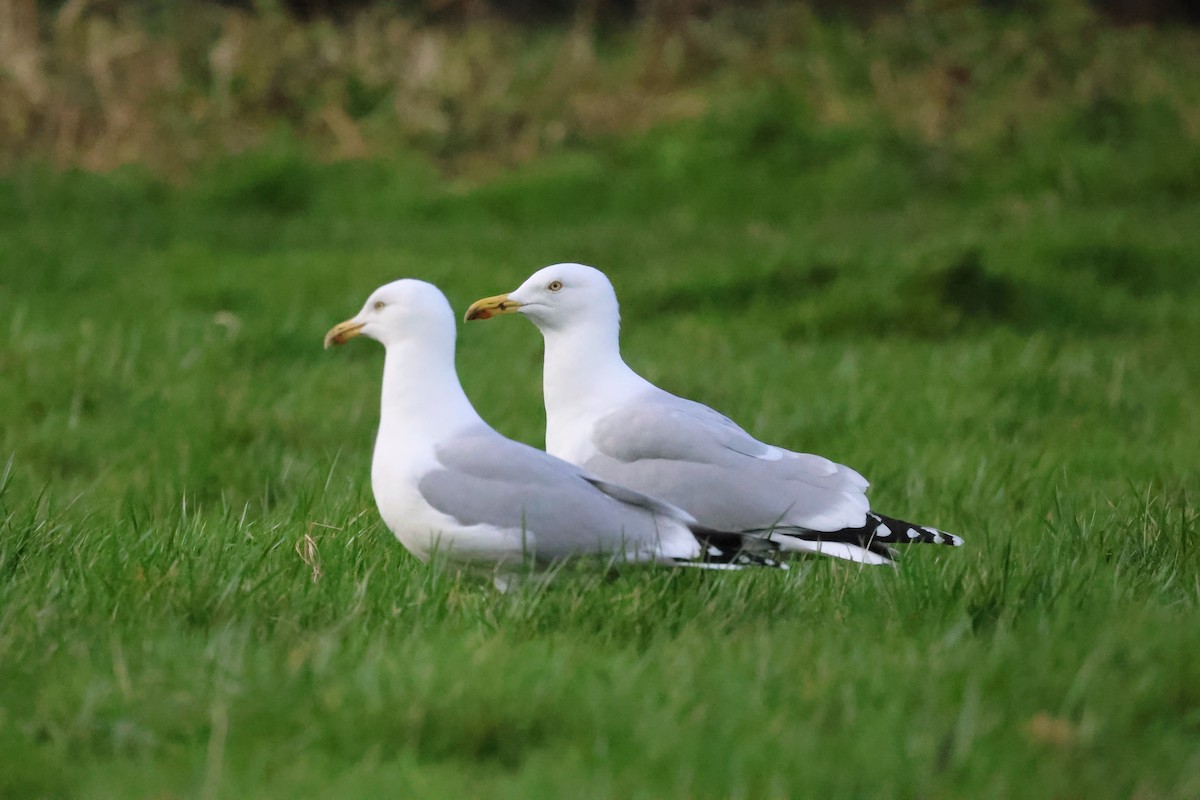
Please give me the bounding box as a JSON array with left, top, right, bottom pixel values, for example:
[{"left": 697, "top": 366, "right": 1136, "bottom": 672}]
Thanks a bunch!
[{"left": 2, "top": 6, "right": 1200, "bottom": 798}]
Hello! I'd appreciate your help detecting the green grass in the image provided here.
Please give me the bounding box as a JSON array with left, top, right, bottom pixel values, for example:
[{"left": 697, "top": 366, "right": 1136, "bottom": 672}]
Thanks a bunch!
[{"left": 2, "top": 85, "right": 1200, "bottom": 798}]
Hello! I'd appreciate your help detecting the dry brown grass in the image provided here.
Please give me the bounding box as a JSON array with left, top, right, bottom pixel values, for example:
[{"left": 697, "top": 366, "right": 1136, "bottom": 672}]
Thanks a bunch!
[
  {"left": 1, "top": 0, "right": 1197, "bottom": 176},
  {"left": 0, "top": 0, "right": 713, "bottom": 175}
]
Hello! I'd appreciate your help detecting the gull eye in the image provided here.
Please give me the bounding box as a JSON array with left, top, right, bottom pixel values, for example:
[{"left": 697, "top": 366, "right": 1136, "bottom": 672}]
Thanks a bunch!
[
  {"left": 547, "top": 280, "right": 563, "bottom": 292},
  {"left": 373, "top": 300, "right": 385, "bottom": 310}
]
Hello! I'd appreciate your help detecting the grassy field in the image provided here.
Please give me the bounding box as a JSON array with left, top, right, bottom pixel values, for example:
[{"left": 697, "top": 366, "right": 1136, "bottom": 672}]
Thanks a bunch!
[{"left": 3, "top": 19, "right": 1200, "bottom": 796}]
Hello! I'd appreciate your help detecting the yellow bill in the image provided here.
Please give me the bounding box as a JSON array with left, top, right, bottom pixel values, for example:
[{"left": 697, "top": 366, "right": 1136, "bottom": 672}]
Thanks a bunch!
[
  {"left": 324, "top": 319, "right": 365, "bottom": 348},
  {"left": 464, "top": 293, "right": 521, "bottom": 322}
]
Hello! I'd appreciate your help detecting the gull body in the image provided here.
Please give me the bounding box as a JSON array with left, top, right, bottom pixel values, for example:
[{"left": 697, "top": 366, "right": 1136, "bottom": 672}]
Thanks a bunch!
[
  {"left": 324, "top": 279, "right": 779, "bottom": 573},
  {"left": 465, "top": 263, "right": 963, "bottom": 565}
]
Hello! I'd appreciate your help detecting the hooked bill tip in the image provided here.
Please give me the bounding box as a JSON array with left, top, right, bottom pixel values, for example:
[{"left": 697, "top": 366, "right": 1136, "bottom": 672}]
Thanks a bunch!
[
  {"left": 323, "top": 320, "right": 363, "bottom": 348},
  {"left": 464, "top": 294, "right": 516, "bottom": 322}
]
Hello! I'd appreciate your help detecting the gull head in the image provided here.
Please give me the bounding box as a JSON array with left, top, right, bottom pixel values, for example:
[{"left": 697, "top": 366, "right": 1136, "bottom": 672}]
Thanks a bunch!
[
  {"left": 325, "top": 279, "right": 456, "bottom": 350},
  {"left": 464, "top": 263, "right": 619, "bottom": 334}
]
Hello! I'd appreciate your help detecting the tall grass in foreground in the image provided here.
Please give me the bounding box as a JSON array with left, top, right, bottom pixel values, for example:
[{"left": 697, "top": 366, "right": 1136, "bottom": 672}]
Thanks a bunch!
[{"left": 1, "top": 458, "right": 1197, "bottom": 796}]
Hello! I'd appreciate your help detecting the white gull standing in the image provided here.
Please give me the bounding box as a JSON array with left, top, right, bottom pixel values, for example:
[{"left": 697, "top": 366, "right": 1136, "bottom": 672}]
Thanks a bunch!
[
  {"left": 465, "top": 263, "right": 963, "bottom": 565},
  {"left": 323, "top": 278, "right": 785, "bottom": 580}
]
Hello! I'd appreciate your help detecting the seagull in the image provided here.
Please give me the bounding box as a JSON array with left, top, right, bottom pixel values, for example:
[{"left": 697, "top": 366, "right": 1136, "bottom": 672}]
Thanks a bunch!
[
  {"left": 323, "top": 278, "right": 785, "bottom": 580},
  {"left": 464, "top": 263, "right": 963, "bottom": 565}
]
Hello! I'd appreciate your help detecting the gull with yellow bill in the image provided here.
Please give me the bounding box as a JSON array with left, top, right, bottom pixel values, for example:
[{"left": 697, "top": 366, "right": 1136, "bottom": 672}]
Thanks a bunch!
[
  {"left": 324, "top": 278, "right": 787, "bottom": 581},
  {"left": 466, "top": 263, "right": 963, "bottom": 565}
]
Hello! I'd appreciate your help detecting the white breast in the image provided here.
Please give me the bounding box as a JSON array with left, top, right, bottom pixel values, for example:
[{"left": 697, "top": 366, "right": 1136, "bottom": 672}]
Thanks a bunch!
[
  {"left": 545, "top": 415, "right": 600, "bottom": 464},
  {"left": 370, "top": 442, "right": 531, "bottom": 565}
]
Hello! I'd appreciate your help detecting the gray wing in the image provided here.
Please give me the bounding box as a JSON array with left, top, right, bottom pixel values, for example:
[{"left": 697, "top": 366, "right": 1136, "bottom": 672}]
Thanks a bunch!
[
  {"left": 586, "top": 391, "right": 870, "bottom": 533},
  {"left": 417, "top": 424, "right": 699, "bottom": 562}
]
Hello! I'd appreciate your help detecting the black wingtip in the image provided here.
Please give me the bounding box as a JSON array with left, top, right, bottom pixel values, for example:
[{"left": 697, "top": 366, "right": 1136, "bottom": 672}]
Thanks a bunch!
[
  {"left": 688, "top": 526, "right": 790, "bottom": 569},
  {"left": 864, "top": 512, "right": 964, "bottom": 547}
]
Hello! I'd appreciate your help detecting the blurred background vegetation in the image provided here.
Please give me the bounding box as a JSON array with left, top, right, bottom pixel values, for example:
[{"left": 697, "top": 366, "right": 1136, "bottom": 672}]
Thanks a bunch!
[
  {"left": 2, "top": 0, "right": 1197, "bottom": 179},
  {"left": 3, "top": 0, "right": 1199, "bottom": 503}
]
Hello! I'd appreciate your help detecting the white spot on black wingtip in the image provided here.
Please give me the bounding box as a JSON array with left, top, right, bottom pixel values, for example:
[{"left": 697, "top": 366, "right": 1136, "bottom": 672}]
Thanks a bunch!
[
  {"left": 707, "top": 545, "right": 723, "bottom": 557},
  {"left": 947, "top": 534, "right": 964, "bottom": 546},
  {"left": 874, "top": 523, "right": 892, "bottom": 539},
  {"left": 906, "top": 527, "right": 921, "bottom": 540}
]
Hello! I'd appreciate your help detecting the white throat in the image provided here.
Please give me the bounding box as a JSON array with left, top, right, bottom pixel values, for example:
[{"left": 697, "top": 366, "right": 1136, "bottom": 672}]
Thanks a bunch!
[
  {"left": 369, "top": 337, "right": 485, "bottom": 554},
  {"left": 538, "top": 320, "right": 651, "bottom": 461},
  {"left": 375, "top": 338, "right": 483, "bottom": 458}
]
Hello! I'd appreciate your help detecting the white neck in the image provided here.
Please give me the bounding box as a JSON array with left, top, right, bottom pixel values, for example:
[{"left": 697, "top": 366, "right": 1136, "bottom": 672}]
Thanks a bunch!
[
  {"left": 376, "top": 338, "right": 483, "bottom": 454},
  {"left": 540, "top": 323, "right": 652, "bottom": 458}
]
